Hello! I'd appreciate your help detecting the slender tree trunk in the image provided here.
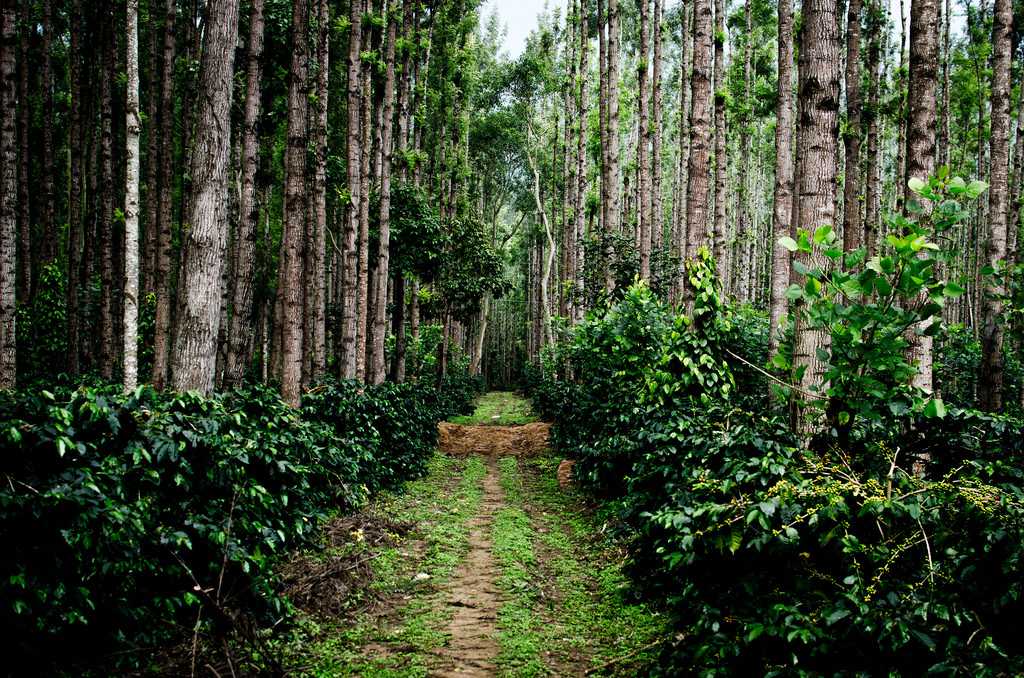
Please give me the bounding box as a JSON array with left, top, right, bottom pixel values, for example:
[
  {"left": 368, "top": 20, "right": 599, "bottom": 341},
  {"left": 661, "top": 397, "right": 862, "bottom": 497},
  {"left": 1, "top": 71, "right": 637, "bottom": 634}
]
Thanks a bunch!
[
  {"left": 864, "top": 0, "right": 883, "bottom": 257},
  {"left": 67, "top": 0, "right": 84, "bottom": 375},
  {"left": 390, "top": 270, "right": 406, "bottom": 381},
  {"left": 370, "top": 4, "right": 398, "bottom": 385},
  {"left": 169, "top": 0, "right": 241, "bottom": 394},
  {"left": 574, "top": 0, "right": 589, "bottom": 324},
  {"left": 224, "top": 0, "right": 265, "bottom": 388},
  {"left": 637, "top": 0, "right": 651, "bottom": 279},
  {"left": 307, "top": 0, "right": 329, "bottom": 383},
  {"left": 151, "top": 0, "right": 176, "bottom": 388},
  {"left": 598, "top": 0, "right": 609, "bottom": 241},
  {"left": 791, "top": 0, "right": 841, "bottom": 437},
  {"left": 904, "top": 0, "right": 939, "bottom": 392},
  {"left": 938, "top": 0, "right": 950, "bottom": 168},
  {"left": 0, "top": 0, "right": 16, "bottom": 388},
  {"left": 279, "top": 0, "right": 309, "bottom": 405},
  {"left": 842, "top": 0, "right": 863, "bottom": 253},
  {"left": 768, "top": 0, "right": 795, "bottom": 358},
  {"left": 144, "top": 8, "right": 161, "bottom": 297},
  {"left": 651, "top": 0, "right": 663, "bottom": 254},
  {"left": 712, "top": 0, "right": 727, "bottom": 280},
  {"left": 15, "top": 0, "right": 26, "bottom": 302},
  {"left": 979, "top": 0, "right": 1012, "bottom": 411},
  {"left": 38, "top": 0, "right": 56, "bottom": 266},
  {"left": 123, "top": 0, "right": 141, "bottom": 391},
  {"left": 732, "top": 0, "right": 753, "bottom": 299},
  {"left": 356, "top": 35, "right": 373, "bottom": 381},
  {"left": 340, "top": 0, "right": 363, "bottom": 379},
  {"left": 685, "top": 0, "right": 713, "bottom": 267},
  {"left": 98, "top": 22, "right": 116, "bottom": 380},
  {"left": 605, "top": 0, "right": 621, "bottom": 288}
]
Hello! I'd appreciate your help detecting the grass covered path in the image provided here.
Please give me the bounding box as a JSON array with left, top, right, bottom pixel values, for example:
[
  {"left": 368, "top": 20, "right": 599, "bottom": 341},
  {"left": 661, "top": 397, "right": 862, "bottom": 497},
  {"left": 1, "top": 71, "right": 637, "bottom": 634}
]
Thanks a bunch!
[{"left": 286, "top": 392, "right": 667, "bottom": 676}]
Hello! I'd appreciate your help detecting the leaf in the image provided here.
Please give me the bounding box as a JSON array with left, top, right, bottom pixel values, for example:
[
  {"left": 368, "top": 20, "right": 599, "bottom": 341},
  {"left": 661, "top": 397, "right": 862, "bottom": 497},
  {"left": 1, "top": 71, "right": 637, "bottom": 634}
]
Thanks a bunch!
[
  {"left": 923, "top": 398, "right": 946, "bottom": 419},
  {"left": 943, "top": 282, "right": 965, "bottom": 298},
  {"left": 965, "top": 179, "right": 989, "bottom": 199},
  {"left": 778, "top": 236, "right": 799, "bottom": 252},
  {"left": 907, "top": 177, "right": 927, "bottom": 194}
]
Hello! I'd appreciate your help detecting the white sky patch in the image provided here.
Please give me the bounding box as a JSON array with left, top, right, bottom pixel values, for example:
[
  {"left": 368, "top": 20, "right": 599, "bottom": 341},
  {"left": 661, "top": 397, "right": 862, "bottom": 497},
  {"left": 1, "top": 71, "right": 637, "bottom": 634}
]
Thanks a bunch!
[{"left": 486, "top": 0, "right": 567, "bottom": 58}]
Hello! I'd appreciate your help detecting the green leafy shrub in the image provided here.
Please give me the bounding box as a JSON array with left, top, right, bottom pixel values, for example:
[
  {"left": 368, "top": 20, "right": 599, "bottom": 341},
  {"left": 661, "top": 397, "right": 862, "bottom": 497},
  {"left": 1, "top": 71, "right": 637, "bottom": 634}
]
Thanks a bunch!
[
  {"left": 0, "top": 377, "right": 473, "bottom": 671},
  {"left": 527, "top": 243, "right": 1024, "bottom": 674}
]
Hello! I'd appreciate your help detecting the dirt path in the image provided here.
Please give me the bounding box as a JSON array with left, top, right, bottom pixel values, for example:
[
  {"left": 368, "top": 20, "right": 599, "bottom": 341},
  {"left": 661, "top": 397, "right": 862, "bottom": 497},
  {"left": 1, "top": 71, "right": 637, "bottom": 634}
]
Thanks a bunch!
[
  {"left": 433, "top": 457, "right": 504, "bottom": 676},
  {"left": 290, "top": 392, "right": 666, "bottom": 677}
]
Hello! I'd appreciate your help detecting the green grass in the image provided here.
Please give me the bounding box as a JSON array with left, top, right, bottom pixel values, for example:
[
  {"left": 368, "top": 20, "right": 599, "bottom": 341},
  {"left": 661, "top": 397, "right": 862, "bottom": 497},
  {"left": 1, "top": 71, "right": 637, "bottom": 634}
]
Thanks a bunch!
[
  {"left": 286, "top": 453, "right": 487, "bottom": 677},
  {"left": 450, "top": 391, "right": 538, "bottom": 426},
  {"left": 497, "top": 454, "right": 669, "bottom": 676}
]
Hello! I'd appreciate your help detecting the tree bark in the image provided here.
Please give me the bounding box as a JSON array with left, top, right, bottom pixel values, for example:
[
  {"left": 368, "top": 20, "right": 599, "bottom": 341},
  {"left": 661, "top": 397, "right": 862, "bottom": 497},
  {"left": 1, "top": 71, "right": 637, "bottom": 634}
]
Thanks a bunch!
[
  {"left": 637, "top": 0, "right": 651, "bottom": 279},
  {"left": 98, "top": 21, "right": 116, "bottom": 380},
  {"left": 67, "top": 0, "right": 84, "bottom": 375},
  {"left": 651, "top": 0, "right": 663, "bottom": 255},
  {"left": 151, "top": 0, "right": 176, "bottom": 388},
  {"left": 979, "top": 0, "right": 1012, "bottom": 411},
  {"left": 15, "top": 0, "right": 26, "bottom": 302},
  {"left": 768, "top": 0, "right": 795, "bottom": 358},
  {"left": 712, "top": 0, "right": 727, "bottom": 281},
  {"left": 904, "top": 0, "right": 939, "bottom": 392},
  {"left": 169, "top": 0, "right": 241, "bottom": 394},
  {"left": 574, "top": 0, "right": 589, "bottom": 324},
  {"left": 224, "top": 0, "right": 265, "bottom": 388},
  {"left": 842, "top": 0, "right": 863, "bottom": 253},
  {"left": 685, "top": 0, "right": 713, "bottom": 266},
  {"left": 605, "top": 0, "right": 621, "bottom": 288},
  {"left": 340, "top": 0, "right": 363, "bottom": 379},
  {"left": 370, "top": 2, "right": 398, "bottom": 385},
  {"left": 38, "top": 0, "right": 56, "bottom": 266},
  {"left": 123, "top": 0, "right": 141, "bottom": 391},
  {"left": 307, "top": 0, "right": 329, "bottom": 384},
  {"left": 0, "top": 0, "right": 16, "bottom": 388},
  {"left": 792, "top": 0, "right": 841, "bottom": 437},
  {"left": 279, "top": 0, "right": 309, "bottom": 405}
]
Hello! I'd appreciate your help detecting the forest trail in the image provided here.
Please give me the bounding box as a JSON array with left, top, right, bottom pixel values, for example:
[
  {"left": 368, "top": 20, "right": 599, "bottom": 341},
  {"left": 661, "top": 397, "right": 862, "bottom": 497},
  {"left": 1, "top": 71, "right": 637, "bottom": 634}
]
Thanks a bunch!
[{"left": 289, "top": 392, "right": 667, "bottom": 676}]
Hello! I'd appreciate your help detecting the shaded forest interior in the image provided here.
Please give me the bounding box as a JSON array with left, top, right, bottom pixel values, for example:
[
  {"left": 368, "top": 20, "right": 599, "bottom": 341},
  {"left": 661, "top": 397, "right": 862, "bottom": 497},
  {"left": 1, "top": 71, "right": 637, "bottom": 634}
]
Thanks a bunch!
[{"left": 2, "top": 0, "right": 1024, "bottom": 673}]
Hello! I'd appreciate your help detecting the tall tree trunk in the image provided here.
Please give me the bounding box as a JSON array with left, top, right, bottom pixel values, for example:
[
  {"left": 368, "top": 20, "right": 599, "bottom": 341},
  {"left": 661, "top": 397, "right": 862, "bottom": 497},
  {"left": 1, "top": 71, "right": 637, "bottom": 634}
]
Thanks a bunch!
[
  {"left": 169, "top": 0, "right": 241, "bottom": 394},
  {"left": 842, "top": 0, "right": 863, "bottom": 253},
  {"left": 685, "top": 0, "right": 713, "bottom": 267},
  {"left": 651, "top": 0, "right": 663, "bottom": 254},
  {"left": 307, "top": 0, "right": 329, "bottom": 384},
  {"left": 791, "top": 0, "right": 841, "bottom": 437},
  {"left": 144, "top": 7, "right": 161, "bottom": 297},
  {"left": 98, "top": 21, "right": 116, "bottom": 380},
  {"left": 370, "top": 3, "right": 398, "bottom": 385},
  {"left": 904, "top": 0, "right": 939, "bottom": 392},
  {"left": 574, "top": 0, "right": 589, "bottom": 324},
  {"left": 340, "top": 0, "right": 363, "bottom": 379},
  {"left": 864, "top": 0, "right": 883, "bottom": 257},
  {"left": 979, "top": 0, "right": 1012, "bottom": 411},
  {"left": 605, "top": 0, "right": 621, "bottom": 288},
  {"left": 598, "top": 0, "right": 609, "bottom": 240},
  {"left": 224, "top": 0, "right": 265, "bottom": 388},
  {"left": 151, "top": 0, "right": 176, "bottom": 388},
  {"left": 38, "top": 0, "right": 56, "bottom": 266},
  {"left": 712, "top": 0, "right": 727, "bottom": 281},
  {"left": 279, "top": 0, "right": 309, "bottom": 406},
  {"left": 356, "top": 32, "right": 373, "bottom": 381},
  {"left": 637, "top": 0, "right": 651, "bottom": 279},
  {"left": 938, "top": 0, "right": 950, "bottom": 168},
  {"left": 768, "top": 0, "right": 795, "bottom": 358},
  {"left": 732, "top": 0, "right": 753, "bottom": 299},
  {"left": 124, "top": 0, "right": 141, "bottom": 391},
  {"left": 0, "top": 0, "right": 16, "bottom": 388},
  {"left": 15, "top": 0, "right": 26, "bottom": 302},
  {"left": 67, "top": 0, "right": 84, "bottom": 375}
]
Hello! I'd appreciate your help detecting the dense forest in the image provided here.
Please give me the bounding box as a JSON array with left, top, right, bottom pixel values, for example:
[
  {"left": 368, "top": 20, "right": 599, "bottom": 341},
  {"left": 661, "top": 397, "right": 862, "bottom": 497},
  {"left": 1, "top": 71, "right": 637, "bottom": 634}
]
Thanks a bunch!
[{"left": 2, "top": 0, "right": 1024, "bottom": 672}]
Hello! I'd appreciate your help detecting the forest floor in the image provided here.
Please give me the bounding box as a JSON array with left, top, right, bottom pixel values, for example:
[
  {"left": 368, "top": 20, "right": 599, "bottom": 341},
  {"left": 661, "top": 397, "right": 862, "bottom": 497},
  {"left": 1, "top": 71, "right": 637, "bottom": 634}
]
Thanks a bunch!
[{"left": 282, "top": 392, "right": 667, "bottom": 677}]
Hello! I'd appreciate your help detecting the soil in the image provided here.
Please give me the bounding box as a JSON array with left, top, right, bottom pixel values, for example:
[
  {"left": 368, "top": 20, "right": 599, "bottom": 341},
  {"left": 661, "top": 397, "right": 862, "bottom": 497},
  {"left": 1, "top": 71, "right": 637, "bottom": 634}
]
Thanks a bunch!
[
  {"left": 438, "top": 421, "right": 550, "bottom": 456},
  {"left": 432, "top": 456, "right": 505, "bottom": 676}
]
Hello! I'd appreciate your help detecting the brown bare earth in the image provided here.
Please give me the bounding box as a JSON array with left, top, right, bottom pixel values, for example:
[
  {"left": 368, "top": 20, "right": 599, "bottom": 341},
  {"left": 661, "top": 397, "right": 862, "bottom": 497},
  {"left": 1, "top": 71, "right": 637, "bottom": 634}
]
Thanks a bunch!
[
  {"left": 432, "top": 457, "right": 505, "bottom": 676},
  {"left": 438, "top": 421, "right": 550, "bottom": 456}
]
